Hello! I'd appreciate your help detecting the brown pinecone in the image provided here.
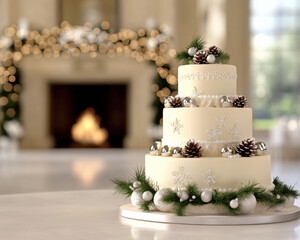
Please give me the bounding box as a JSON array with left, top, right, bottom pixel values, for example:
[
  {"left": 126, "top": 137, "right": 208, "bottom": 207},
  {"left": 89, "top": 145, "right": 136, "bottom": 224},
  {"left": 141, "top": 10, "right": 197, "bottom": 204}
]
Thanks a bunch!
[
  {"left": 236, "top": 138, "right": 257, "bottom": 157},
  {"left": 184, "top": 140, "right": 202, "bottom": 158},
  {"left": 193, "top": 50, "right": 208, "bottom": 64},
  {"left": 170, "top": 97, "right": 183, "bottom": 108},
  {"left": 208, "top": 46, "right": 219, "bottom": 56},
  {"left": 233, "top": 96, "right": 248, "bottom": 108}
]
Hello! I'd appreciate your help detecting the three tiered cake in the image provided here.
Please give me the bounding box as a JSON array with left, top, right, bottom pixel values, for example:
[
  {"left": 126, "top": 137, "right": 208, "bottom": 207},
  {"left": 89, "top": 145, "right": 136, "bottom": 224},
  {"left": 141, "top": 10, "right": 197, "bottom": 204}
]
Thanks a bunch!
[{"left": 114, "top": 37, "right": 298, "bottom": 217}]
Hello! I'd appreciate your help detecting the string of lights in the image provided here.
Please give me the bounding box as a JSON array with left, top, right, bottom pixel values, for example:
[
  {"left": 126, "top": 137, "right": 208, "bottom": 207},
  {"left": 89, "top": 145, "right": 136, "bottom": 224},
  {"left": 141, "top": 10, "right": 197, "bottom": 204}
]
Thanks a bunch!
[{"left": 0, "top": 21, "right": 177, "bottom": 135}]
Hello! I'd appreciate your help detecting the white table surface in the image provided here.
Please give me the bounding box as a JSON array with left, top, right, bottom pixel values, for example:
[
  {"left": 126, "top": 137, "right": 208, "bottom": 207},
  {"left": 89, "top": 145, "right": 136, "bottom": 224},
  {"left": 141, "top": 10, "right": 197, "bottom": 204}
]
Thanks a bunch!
[{"left": 0, "top": 189, "right": 299, "bottom": 240}]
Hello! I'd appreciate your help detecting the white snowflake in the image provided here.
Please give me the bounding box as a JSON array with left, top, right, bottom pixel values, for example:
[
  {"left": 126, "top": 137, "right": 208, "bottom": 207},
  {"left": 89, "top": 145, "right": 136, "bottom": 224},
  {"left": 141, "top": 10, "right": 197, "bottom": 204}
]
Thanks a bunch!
[
  {"left": 229, "top": 123, "right": 240, "bottom": 140},
  {"left": 172, "top": 166, "right": 191, "bottom": 187},
  {"left": 215, "top": 114, "right": 227, "bottom": 129},
  {"left": 171, "top": 118, "right": 183, "bottom": 135},
  {"left": 203, "top": 169, "right": 217, "bottom": 186},
  {"left": 207, "top": 124, "right": 222, "bottom": 140},
  {"left": 193, "top": 86, "right": 203, "bottom": 97}
]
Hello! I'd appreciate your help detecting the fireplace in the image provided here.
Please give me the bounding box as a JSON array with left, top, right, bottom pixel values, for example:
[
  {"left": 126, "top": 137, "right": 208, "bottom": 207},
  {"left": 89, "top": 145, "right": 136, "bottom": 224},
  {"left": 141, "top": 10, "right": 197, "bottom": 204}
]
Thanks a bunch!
[{"left": 50, "top": 83, "right": 127, "bottom": 148}]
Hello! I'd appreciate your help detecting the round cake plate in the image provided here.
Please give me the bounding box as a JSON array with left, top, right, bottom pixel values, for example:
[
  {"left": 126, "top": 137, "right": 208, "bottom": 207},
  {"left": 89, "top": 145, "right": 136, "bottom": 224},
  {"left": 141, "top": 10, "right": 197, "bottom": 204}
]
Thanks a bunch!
[{"left": 119, "top": 204, "right": 300, "bottom": 225}]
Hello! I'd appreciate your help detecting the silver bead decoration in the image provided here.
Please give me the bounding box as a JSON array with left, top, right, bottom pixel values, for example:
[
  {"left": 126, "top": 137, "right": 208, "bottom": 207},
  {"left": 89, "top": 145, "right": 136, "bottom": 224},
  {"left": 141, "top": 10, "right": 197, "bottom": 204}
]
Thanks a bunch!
[
  {"left": 228, "top": 154, "right": 241, "bottom": 158},
  {"left": 149, "top": 141, "right": 162, "bottom": 155},
  {"left": 131, "top": 190, "right": 144, "bottom": 207},
  {"left": 188, "top": 47, "right": 197, "bottom": 56},
  {"left": 207, "top": 54, "right": 216, "bottom": 64},
  {"left": 161, "top": 145, "right": 172, "bottom": 157},
  {"left": 221, "top": 146, "right": 234, "bottom": 158},
  {"left": 255, "top": 142, "right": 267, "bottom": 156},
  {"left": 164, "top": 96, "right": 174, "bottom": 108},
  {"left": 172, "top": 147, "right": 183, "bottom": 158},
  {"left": 183, "top": 97, "right": 194, "bottom": 107},
  {"left": 220, "top": 96, "right": 232, "bottom": 108}
]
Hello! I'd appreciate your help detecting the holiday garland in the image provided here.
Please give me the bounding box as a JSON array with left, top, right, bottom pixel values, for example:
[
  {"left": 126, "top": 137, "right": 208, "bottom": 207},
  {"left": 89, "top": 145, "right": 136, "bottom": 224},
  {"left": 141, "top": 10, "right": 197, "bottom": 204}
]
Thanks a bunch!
[
  {"left": 0, "top": 22, "right": 176, "bottom": 135},
  {"left": 176, "top": 36, "right": 230, "bottom": 65},
  {"left": 113, "top": 169, "right": 299, "bottom": 216}
]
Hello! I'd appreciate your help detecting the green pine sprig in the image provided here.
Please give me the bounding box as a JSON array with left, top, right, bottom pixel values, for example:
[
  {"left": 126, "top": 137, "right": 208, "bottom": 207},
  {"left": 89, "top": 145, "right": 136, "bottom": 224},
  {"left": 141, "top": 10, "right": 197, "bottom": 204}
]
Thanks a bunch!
[
  {"left": 113, "top": 168, "right": 299, "bottom": 216},
  {"left": 271, "top": 177, "right": 299, "bottom": 198},
  {"left": 175, "top": 36, "right": 230, "bottom": 65},
  {"left": 112, "top": 167, "right": 158, "bottom": 212},
  {"left": 176, "top": 36, "right": 205, "bottom": 65}
]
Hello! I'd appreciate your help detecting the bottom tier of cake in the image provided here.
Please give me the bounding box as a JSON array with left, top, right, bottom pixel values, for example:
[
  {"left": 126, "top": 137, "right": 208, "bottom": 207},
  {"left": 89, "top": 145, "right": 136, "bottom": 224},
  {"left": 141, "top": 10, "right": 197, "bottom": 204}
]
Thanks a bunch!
[{"left": 145, "top": 154, "right": 274, "bottom": 190}]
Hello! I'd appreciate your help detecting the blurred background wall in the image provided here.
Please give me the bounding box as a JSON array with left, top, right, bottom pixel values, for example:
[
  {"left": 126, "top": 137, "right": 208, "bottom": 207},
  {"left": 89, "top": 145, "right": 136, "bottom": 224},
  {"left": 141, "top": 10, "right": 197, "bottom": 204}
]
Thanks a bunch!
[{"left": 0, "top": 0, "right": 299, "bottom": 160}]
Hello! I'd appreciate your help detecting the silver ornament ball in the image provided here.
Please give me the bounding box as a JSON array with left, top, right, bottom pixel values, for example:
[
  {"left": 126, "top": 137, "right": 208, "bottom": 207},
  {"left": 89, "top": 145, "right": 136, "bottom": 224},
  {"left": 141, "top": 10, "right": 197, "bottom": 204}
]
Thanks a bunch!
[
  {"left": 239, "top": 194, "right": 257, "bottom": 214},
  {"left": 149, "top": 141, "right": 162, "bottom": 155},
  {"left": 172, "top": 147, "right": 183, "bottom": 158},
  {"left": 229, "top": 198, "right": 239, "bottom": 209},
  {"left": 177, "top": 190, "right": 189, "bottom": 202},
  {"left": 188, "top": 47, "right": 197, "bottom": 57},
  {"left": 207, "top": 54, "right": 216, "bottom": 64},
  {"left": 183, "top": 97, "right": 194, "bottom": 107},
  {"left": 221, "top": 146, "right": 234, "bottom": 158},
  {"left": 142, "top": 191, "right": 153, "bottom": 201},
  {"left": 161, "top": 145, "right": 172, "bottom": 157},
  {"left": 220, "top": 96, "right": 232, "bottom": 108},
  {"left": 153, "top": 188, "right": 174, "bottom": 212},
  {"left": 201, "top": 190, "right": 213, "bottom": 203},
  {"left": 131, "top": 190, "right": 144, "bottom": 207},
  {"left": 164, "top": 96, "right": 174, "bottom": 108},
  {"left": 133, "top": 181, "right": 141, "bottom": 188},
  {"left": 255, "top": 142, "right": 267, "bottom": 156}
]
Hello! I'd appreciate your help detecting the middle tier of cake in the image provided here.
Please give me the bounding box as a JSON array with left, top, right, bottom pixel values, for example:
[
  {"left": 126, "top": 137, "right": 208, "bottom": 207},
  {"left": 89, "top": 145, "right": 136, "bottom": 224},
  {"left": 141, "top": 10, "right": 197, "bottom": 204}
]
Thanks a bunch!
[{"left": 162, "top": 107, "right": 252, "bottom": 157}]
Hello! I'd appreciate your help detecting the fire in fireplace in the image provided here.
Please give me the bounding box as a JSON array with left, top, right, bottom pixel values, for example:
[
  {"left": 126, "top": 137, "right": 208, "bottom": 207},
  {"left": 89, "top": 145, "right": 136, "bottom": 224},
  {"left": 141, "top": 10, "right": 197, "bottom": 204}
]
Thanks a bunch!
[
  {"left": 50, "top": 83, "right": 127, "bottom": 148},
  {"left": 71, "top": 107, "right": 108, "bottom": 146}
]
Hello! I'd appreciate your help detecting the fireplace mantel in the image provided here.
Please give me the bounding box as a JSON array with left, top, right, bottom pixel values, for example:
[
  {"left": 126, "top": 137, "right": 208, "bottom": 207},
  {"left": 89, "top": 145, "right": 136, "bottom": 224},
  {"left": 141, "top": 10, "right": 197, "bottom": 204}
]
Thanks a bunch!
[{"left": 20, "top": 55, "right": 155, "bottom": 148}]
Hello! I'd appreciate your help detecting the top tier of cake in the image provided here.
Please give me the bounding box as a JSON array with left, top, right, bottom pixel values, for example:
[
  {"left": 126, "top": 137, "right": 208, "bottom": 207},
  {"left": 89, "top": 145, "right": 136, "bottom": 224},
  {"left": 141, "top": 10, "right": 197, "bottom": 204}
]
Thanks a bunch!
[{"left": 178, "top": 64, "right": 237, "bottom": 97}]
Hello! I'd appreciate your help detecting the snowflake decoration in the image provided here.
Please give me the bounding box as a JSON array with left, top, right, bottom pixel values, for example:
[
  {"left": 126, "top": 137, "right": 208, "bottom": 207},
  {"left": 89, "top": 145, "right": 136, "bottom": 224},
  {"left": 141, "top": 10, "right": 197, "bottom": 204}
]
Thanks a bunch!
[
  {"left": 229, "top": 123, "right": 240, "bottom": 140},
  {"left": 203, "top": 169, "right": 217, "bottom": 186},
  {"left": 215, "top": 114, "right": 226, "bottom": 129},
  {"left": 193, "top": 86, "right": 203, "bottom": 97},
  {"left": 171, "top": 118, "right": 183, "bottom": 135},
  {"left": 207, "top": 124, "right": 222, "bottom": 140},
  {"left": 172, "top": 166, "right": 191, "bottom": 187}
]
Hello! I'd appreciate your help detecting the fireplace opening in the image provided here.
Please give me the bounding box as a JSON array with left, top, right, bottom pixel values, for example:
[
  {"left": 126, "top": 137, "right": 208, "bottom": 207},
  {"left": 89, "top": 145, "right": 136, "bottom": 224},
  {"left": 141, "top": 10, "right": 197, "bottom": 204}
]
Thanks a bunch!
[{"left": 50, "top": 83, "right": 127, "bottom": 148}]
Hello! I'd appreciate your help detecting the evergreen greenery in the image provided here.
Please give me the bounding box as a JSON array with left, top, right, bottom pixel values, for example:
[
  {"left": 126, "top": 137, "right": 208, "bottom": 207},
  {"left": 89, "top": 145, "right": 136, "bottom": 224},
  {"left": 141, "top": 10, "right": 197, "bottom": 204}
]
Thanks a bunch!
[
  {"left": 113, "top": 168, "right": 299, "bottom": 216},
  {"left": 176, "top": 36, "right": 230, "bottom": 65}
]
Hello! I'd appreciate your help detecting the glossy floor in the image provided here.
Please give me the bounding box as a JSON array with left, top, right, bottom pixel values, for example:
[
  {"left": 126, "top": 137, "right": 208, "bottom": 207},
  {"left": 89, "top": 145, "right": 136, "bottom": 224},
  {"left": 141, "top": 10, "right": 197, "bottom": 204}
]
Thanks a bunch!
[
  {"left": 0, "top": 149, "right": 299, "bottom": 240},
  {"left": 0, "top": 149, "right": 299, "bottom": 195}
]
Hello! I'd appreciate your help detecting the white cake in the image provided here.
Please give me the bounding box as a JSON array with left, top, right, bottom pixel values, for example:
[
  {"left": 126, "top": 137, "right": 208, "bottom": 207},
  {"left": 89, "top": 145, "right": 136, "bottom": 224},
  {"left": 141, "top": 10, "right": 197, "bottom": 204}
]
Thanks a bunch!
[{"left": 145, "top": 64, "right": 274, "bottom": 191}]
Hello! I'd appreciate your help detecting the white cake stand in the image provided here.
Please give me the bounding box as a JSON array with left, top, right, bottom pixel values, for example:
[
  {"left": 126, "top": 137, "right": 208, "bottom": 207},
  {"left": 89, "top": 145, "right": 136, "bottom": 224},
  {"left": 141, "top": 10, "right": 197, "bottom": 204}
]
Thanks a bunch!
[{"left": 119, "top": 204, "right": 300, "bottom": 225}]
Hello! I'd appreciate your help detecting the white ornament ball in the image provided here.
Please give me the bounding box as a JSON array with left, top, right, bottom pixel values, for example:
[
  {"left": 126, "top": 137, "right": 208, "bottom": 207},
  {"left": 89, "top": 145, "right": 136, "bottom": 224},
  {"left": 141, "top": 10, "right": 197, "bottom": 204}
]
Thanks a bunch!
[
  {"left": 188, "top": 47, "right": 197, "bottom": 57},
  {"left": 133, "top": 181, "right": 141, "bottom": 188},
  {"left": 177, "top": 190, "right": 189, "bottom": 202},
  {"left": 131, "top": 190, "right": 144, "bottom": 207},
  {"left": 153, "top": 188, "right": 174, "bottom": 212},
  {"left": 142, "top": 191, "right": 153, "bottom": 201},
  {"left": 206, "top": 54, "right": 216, "bottom": 64},
  {"left": 239, "top": 194, "right": 257, "bottom": 214},
  {"left": 229, "top": 198, "right": 239, "bottom": 209},
  {"left": 201, "top": 190, "right": 213, "bottom": 203}
]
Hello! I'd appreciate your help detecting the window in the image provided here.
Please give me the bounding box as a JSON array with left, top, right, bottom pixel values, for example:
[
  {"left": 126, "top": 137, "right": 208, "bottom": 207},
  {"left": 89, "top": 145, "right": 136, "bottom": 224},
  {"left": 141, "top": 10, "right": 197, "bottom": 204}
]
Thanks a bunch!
[{"left": 250, "top": 0, "right": 300, "bottom": 129}]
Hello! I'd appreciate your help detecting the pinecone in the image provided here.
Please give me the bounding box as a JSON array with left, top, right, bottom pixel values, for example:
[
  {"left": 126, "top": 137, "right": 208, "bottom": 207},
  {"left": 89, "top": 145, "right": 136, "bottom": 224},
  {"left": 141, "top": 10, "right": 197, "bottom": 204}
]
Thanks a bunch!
[
  {"left": 236, "top": 138, "right": 257, "bottom": 157},
  {"left": 170, "top": 97, "right": 183, "bottom": 108},
  {"left": 193, "top": 50, "right": 208, "bottom": 64},
  {"left": 233, "top": 96, "right": 248, "bottom": 108},
  {"left": 208, "top": 46, "right": 219, "bottom": 56},
  {"left": 184, "top": 140, "right": 202, "bottom": 158}
]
